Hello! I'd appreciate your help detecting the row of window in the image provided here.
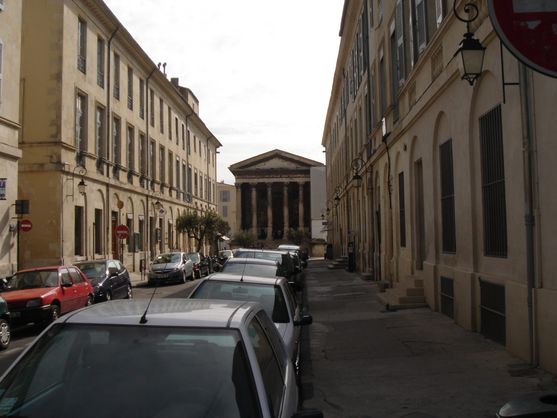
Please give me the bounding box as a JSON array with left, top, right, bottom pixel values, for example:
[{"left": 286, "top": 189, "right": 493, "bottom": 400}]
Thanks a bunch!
[
  {"left": 394, "top": 105, "right": 507, "bottom": 258},
  {"left": 76, "top": 90, "right": 216, "bottom": 203},
  {"left": 76, "top": 16, "right": 215, "bottom": 165}
]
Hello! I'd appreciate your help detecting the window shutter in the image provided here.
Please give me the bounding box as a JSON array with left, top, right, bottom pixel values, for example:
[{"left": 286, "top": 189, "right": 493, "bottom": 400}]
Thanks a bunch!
[{"left": 0, "top": 42, "right": 3, "bottom": 106}]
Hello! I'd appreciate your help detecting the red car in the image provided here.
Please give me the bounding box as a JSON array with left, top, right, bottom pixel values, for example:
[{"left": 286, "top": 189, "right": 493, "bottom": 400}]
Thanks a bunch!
[{"left": 1, "top": 265, "right": 94, "bottom": 326}]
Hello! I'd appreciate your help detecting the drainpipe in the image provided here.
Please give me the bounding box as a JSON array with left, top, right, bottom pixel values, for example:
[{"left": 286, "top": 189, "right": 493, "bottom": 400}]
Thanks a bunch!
[
  {"left": 519, "top": 63, "right": 537, "bottom": 367},
  {"left": 145, "top": 67, "right": 157, "bottom": 264},
  {"left": 105, "top": 25, "right": 120, "bottom": 257}
]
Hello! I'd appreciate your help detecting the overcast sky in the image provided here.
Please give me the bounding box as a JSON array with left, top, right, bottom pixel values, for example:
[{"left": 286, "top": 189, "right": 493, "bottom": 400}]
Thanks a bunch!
[{"left": 103, "top": 0, "right": 343, "bottom": 184}]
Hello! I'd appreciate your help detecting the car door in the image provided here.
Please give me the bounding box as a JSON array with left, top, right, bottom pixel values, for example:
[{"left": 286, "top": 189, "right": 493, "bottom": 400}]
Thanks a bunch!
[
  {"left": 182, "top": 254, "right": 193, "bottom": 278},
  {"left": 246, "top": 311, "right": 298, "bottom": 418},
  {"left": 106, "top": 260, "right": 120, "bottom": 297},
  {"left": 59, "top": 268, "right": 79, "bottom": 313},
  {"left": 115, "top": 261, "right": 128, "bottom": 298},
  {"left": 68, "top": 268, "right": 89, "bottom": 308}
]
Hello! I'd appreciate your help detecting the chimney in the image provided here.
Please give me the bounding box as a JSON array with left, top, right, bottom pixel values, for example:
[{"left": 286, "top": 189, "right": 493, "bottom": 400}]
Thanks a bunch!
[{"left": 171, "top": 77, "right": 179, "bottom": 87}]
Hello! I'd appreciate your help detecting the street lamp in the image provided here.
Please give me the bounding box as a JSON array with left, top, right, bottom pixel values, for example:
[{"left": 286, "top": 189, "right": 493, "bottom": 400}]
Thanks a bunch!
[
  {"left": 453, "top": 1, "right": 485, "bottom": 86},
  {"left": 77, "top": 178, "right": 87, "bottom": 195},
  {"left": 351, "top": 158, "right": 365, "bottom": 188}
]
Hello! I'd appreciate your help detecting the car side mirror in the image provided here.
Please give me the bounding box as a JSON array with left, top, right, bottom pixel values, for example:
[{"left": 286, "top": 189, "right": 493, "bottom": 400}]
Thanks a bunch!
[
  {"left": 292, "top": 409, "right": 323, "bottom": 418},
  {"left": 294, "top": 314, "right": 312, "bottom": 326}
]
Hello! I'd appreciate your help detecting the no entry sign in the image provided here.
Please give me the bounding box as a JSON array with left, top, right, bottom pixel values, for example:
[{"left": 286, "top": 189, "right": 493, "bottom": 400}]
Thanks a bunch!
[
  {"left": 115, "top": 224, "right": 129, "bottom": 239},
  {"left": 488, "top": 0, "right": 557, "bottom": 78},
  {"left": 19, "top": 219, "right": 33, "bottom": 232}
]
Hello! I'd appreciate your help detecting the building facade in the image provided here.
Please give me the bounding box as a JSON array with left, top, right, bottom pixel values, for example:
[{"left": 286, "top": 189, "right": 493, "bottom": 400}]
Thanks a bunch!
[
  {"left": 0, "top": 0, "right": 23, "bottom": 278},
  {"left": 18, "top": 0, "right": 220, "bottom": 272},
  {"left": 216, "top": 181, "right": 237, "bottom": 244},
  {"left": 323, "top": 0, "right": 557, "bottom": 373},
  {"left": 229, "top": 149, "right": 324, "bottom": 244}
]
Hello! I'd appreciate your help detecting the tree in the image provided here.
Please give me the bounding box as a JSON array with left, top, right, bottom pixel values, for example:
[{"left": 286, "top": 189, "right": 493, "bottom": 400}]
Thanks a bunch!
[
  {"left": 233, "top": 230, "right": 258, "bottom": 248},
  {"left": 175, "top": 211, "right": 230, "bottom": 253},
  {"left": 286, "top": 228, "right": 310, "bottom": 245}
]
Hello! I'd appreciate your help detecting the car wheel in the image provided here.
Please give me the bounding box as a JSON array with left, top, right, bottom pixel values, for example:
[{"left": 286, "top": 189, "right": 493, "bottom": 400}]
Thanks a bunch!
[
  {"left": 50, "top": 304, "right": 60, "bottom": 322},
  {"left": 0, "top": 319, "right": 10, "bottom": 350},
  {"left": 85, "top": 295, "right": 93, "bottom": 307},
  {"left": 105, "top": 291, "right": 112, "bottom": 301},
  {"left": 125, "top": 284, "right": 133, "bottom": 299}
]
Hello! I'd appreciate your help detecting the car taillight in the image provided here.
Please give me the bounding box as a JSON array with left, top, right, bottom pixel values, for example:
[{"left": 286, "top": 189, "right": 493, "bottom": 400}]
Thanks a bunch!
[{"left": 193, "top": 263, "right": 200, "bottom": 270}]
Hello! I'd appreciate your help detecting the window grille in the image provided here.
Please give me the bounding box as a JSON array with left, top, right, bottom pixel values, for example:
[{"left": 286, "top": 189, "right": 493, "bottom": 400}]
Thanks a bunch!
[{"left": 440, "top": 139, "right": 456, "bottom": 253}]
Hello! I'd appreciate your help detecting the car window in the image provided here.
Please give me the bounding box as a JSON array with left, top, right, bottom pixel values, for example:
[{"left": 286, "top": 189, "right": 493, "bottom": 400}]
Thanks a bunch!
[
  {"left": 10, "top": 270, "right": 59, "bottom": 289},
  {"left": 186, "top": 253, "right": 200, "bottom": 263},
  {"left": 69, "top": 268, "right": 84, "bottom": 284},
  {"left": 0, "top": 325, "right": 261, "bottom": 418},
  {"left": 191, "top": 282, "right": 290, "bottom": 323},
  {"left": 75, "top": 262, "right": 105, "bottom": 278},
  {"left": 221, "top": 263, "right": 278, "bottom": 278},
  {"left": 107, "top": 261, "right": 118, "bottom": 271},
  {"left": 234, "top": 250, "right": 255, "bottom": 258},
  {"left": 247, "top": 317, "right": 284, "bottom": 417},
  {"left": 60, "top": 269, "right": 72, "bottom": 286},
  {"left": 283, "top": 283, "right": 297, "bottom": 315},
  {"left": 116, "top": 261, "right": 125, "bottom": 273}
]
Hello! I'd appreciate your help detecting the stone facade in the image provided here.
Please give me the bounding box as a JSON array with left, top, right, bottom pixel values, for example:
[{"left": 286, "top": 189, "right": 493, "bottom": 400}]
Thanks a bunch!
[
  {"left": 0, "top": 1, "right": 22, "bottom": 278},
  {"left": 323, "top": 0, "right": 557, "bottom": 374},
  {"left": 229, "top": 149, "right": 324, "bottom": 244},
  {"left": 17, "top": 0, "right": 220, "bottom": 272}
]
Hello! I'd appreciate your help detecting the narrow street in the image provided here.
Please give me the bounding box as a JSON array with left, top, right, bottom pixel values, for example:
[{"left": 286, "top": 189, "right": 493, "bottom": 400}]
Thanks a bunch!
[{"left": 299, "top": 260, "right": 556, "bottom": 418}]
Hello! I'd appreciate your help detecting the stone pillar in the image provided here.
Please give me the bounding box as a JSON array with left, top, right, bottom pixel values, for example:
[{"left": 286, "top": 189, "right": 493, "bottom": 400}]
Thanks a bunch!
[
  {"left": 298, "top": 182, "right": 305, "bottom": 230},
  {"left": 267, "top": 183, "right": 273, "bottom": 240},
  {"left": 283, "top": 183, "right": 289, "bottom": 237},
  {"left": 235, "top": 183, "right": 242, "bottom": 230},
  {"left": 251, "top": 183, "right": 257, "bottom": 235}
]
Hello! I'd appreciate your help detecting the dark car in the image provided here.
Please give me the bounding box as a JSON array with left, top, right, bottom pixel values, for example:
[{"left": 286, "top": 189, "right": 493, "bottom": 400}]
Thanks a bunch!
[
  {"left": 0, "top": 296, "right": 11, "bottom": 350},
  {"left": 148, "top": 252, "right": 194, "bottom": 286},
  {"left": 232, "top": 248, "right": 301, "bottom": 289},
  {"left": 74, "top": 259, "right": 133, "bottom": 302},
  {"left": 186, "top": 252, "right": 211, "bottom": 278}
]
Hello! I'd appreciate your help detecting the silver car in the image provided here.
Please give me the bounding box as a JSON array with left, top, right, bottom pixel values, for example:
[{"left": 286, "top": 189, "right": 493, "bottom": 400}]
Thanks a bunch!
[
  {"left": 148, "top": 252, "right": 193, "bottom": 285},
  {"left": 189, "top": 273, "right": 312, "bottom": 368},
  {"left": 0, "top": 299, "right": 321, "bottom": 418}
]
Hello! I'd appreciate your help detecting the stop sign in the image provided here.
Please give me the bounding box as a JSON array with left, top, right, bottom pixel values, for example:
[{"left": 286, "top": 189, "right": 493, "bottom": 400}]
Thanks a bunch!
[
  {"left": 19, "top": 219, "right": 32, "bottom": 232},
  {"left": 488, "top": 0, "right": 557, "bottom": 78},
  {"left": 115, "top": 224, "right": 129, "bottom": 239}
]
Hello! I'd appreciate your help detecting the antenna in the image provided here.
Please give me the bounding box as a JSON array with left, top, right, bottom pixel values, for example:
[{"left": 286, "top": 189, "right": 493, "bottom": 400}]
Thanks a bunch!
[{"left": 140, "top": 285, "right": 157, "bottom": 324}]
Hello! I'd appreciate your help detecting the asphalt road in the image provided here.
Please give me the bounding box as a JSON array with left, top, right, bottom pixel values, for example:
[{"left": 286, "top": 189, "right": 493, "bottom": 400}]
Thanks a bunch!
[{"left": 0, "top": 280, "right": 199, "bottom": 375}]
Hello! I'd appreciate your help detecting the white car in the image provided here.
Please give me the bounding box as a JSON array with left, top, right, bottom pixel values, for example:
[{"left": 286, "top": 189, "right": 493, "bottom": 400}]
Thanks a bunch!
[
  {"left": 189, "top": 273, "right": 312, "bottom": 367},
  {"left": 148, "top": 251, "right": 194, "bottom": 285},
  {"left": 0, "top": 299, "right": 322, "bottom": 418}
]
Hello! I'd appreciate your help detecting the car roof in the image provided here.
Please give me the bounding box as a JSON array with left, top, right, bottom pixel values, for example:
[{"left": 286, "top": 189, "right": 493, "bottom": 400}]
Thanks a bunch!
[
  {"left": 74, "top": 260, "right": 110, "bottom": 264},
  {"left": 155, "top": 252, "right": 184, "bottom": 256},
  {"left": 61, "top": 298, "right": 259, "bottom": 328},
  {"left": 225, "top": 257, "right": 278, "bottom": 266},
  {"left": 277, "top": 244, "right": 300, "bottom": 250},
  {"left": 15, "top": 265, "right": 70, "bottom": 273},
  {"left": 204, "top": 273, "right": 284, "bottom": 286}
]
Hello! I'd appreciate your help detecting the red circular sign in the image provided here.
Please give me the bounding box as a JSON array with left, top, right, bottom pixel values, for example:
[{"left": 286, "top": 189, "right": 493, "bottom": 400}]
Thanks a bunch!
[
  {"left": 19, "top": 219, "right": 33, "bottom": 232},
  {"left": 115, "top": 224, "right": 129, "bottom": 239},
  {"left": 488, "top": 0, "right": 557, "bottom": 78}
]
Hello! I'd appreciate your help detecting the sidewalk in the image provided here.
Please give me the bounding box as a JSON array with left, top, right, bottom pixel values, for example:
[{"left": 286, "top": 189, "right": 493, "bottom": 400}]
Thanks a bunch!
[
  {"left": 299, "top": 259, "right": 556, "bottom": 418},
  {"left": 128, "top": 271, "right": 149, "bottom": 287}
]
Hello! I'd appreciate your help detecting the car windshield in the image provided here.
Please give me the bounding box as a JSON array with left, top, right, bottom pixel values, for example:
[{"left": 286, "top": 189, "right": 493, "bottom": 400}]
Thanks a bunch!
[
  {"left": 153, "top": 253, "right": 181, "bottom": 264},
  {"left": 191, "top": 281, "right": 290, "bottom": 323},
  {"left": 221, "top": 263, "right": 278, "bottom": 278},
  {"left": 75, "top": 262, "right": 106, "bottom": 279},
  {"left": 186, "top": 253, "right": 200, "bottom": 262},
  {"left": 9, "top": 270, "right": 59, "bottom": 289},
  {"left": 0, "top": 324, "right": 261, "bottom": 418}
]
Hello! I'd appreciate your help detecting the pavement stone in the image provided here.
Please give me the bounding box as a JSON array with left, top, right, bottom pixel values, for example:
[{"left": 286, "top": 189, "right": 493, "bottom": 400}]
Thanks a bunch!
[{"left": 299, "top": 259, "right": 556, "bottom": 418}]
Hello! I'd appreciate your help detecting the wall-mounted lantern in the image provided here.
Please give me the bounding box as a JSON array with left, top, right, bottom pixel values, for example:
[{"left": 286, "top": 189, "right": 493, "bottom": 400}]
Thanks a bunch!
[{"left": 453, "top": 1, "right": 486, "bottom": 86}]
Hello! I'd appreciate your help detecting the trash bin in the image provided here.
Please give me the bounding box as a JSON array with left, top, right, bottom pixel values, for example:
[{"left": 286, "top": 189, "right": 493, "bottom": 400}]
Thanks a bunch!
[{"left": 497, "top": 392, "right": 557, "bottom": 417}]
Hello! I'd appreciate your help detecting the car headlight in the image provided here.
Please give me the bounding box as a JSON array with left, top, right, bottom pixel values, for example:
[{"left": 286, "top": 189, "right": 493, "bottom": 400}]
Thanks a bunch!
[{"left": 26, "top": 298, "right": 43, "bottom": 308}]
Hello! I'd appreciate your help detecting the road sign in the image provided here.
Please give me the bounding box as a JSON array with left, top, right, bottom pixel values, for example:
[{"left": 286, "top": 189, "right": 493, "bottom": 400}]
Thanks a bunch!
[
  {"left": 19, "top": 219, "right": 33, "bottom": 232},
  {"left": 488, "top": 0, "right": 557, "bottom": 78},
  {"left": 115, "top": 224, "right": 129, "bottom": 239}
]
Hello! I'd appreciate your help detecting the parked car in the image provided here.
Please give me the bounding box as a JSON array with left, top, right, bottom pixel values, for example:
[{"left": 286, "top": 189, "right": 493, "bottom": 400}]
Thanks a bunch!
[
  {"left": 277, "top": 244, "right": 308, "bottom": 268},
  {"left": 186, "top": 252, "right": 210, "bottom": 278},
  {"left": 75, "top": 259, "right": 133, "bottom": 302},
  {"left": 219, "top": 257, "right": 284, "bottom": 278},
  {"left": 0, "top": 266, "right": 94, "bottom": 326},
  {"left": 233, "top": 248, "right": 302, "bottom": 289},
  {"left": 0, "top": 296, "right": 11, "bottom": 350},
  {"left": 0, "top": 299, "right": 322, "bottom": 418},
  {"left": 189, "top": 273, "right": 312, "bottom": 367},
  {"left": 148, "top": 252, "right": 194, "bottom": 285}
]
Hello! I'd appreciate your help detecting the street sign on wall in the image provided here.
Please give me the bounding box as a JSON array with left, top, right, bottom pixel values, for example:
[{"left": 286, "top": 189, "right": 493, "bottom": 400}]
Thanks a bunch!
[
  {"left": 488, "top": 0, "right": 557, "bottom": 78},
  {"left": 115, "top": 224, "right": 129, "bottom": 239},
  {"left": 19, "top": 219, "right": 33, "bottom": 232}
]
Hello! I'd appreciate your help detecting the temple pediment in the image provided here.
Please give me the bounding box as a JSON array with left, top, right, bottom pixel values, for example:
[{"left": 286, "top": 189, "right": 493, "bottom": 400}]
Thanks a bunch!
[{"left": 229, "top": 149, "right": 324, "bottom": 175}]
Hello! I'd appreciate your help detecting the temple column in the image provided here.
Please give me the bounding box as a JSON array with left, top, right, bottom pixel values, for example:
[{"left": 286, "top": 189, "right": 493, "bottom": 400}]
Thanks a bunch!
[
  {"left": 267, "top": 183, "right": 273, "bottom": 240},
  {"left": 251, "top": 183, "right": 257, "bottom": 235},
  {"left": 298, "top": 182, "right": 305, "bottom": 230},
  {"left": 283, "top": 182, "right": 289, "bottom": 237}
]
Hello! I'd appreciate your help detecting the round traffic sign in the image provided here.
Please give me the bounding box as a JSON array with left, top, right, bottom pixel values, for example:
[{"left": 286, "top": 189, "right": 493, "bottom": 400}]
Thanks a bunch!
[
  {"left": 19, "top": 219, "right": 32, "bottom": 232},
  {"left": 115, "top": 224, "right": 129, "bottom": 239},
  {"left": 488, "top": 0, "right": 557, "bottom": 78}
]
